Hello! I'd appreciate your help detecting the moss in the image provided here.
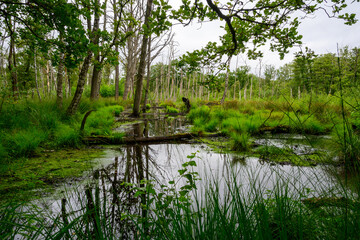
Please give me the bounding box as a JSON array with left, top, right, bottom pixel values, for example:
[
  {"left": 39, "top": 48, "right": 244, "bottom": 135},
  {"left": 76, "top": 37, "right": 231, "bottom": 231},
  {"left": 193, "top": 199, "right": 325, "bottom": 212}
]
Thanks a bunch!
[
  {"left": 253, "top": 145, "right": 332, "bottom": 166},
  {"left": 0, "top": 147, "right": 104, "bottom": 201},
  {"left": 198, "top": 137, "right": 233, "bottom": 153}
]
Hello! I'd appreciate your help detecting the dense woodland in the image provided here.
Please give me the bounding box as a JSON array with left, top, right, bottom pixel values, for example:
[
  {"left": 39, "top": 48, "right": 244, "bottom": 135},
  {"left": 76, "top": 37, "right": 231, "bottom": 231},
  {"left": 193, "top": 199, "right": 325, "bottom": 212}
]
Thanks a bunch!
[{"left": 0, "top": 0, "right": 358, "bottom": 110}]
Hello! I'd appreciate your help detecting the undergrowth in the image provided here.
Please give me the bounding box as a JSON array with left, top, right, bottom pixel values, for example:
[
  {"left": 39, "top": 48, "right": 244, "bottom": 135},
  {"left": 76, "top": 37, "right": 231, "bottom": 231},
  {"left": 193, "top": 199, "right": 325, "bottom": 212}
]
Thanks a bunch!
[{"left": 0, "top": 98, "right": 124, "bottom": 160}]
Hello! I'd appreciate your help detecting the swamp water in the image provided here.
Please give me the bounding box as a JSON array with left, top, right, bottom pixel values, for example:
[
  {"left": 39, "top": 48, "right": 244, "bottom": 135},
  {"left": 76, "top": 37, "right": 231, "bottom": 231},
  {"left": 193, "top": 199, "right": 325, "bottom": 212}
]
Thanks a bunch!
[{"left": 8, "top": 117, "right": 348, "bottom": 239}]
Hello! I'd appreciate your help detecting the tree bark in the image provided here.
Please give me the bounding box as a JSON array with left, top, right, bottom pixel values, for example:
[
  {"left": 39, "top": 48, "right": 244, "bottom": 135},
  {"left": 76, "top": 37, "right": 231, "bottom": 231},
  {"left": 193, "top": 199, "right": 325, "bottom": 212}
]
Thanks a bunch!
[
  {"left": 142, "top": 36, "right": 151, "bottom": 112},
  {"left": 56, "top": 52, "right": 65, "bottom": 108},
  {"left": 221, "top": 56, "right": 232, "bottom": 104},
  {"left": 89, "top": 0, "right": 102, "bottom": 101},
  {"left": 34, "top": 49, "right": 41, "bottom": 101},
  {"left": 7, "top": 17, "right": 18, "bottom": 99},
  {"left": 131, "top": 0, "right": 153, "bottom": 117},
  {"left": 66, "top": 52, "right": 93, "bottom": 115},
  {"left": 90, "top": 59, "right": 102, "bottom": 100},
  {"left": 113, "top": 0, "right": 120, "bottom": 100}
]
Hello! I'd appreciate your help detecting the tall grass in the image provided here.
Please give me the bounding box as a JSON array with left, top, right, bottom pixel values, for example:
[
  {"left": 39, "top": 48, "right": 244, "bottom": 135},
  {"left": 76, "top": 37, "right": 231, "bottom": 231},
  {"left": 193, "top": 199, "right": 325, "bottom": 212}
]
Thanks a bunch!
[{"left": 0, "top": 98, "right": 124, "bottom": 159}]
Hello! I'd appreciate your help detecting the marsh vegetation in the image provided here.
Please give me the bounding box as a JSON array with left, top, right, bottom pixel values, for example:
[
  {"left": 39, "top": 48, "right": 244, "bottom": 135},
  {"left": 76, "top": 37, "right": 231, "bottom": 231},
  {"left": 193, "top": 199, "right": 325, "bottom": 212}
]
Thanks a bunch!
[{"left": 1, "top": 0, "right": 360, "bottom": 239}]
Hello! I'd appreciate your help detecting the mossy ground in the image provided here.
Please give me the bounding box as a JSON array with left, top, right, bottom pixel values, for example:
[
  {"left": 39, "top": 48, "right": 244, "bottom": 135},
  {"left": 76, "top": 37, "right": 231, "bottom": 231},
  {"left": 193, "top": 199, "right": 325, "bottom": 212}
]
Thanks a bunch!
[
  {"left": 198, "top": 134, "right": 334, "bottom": 166},
  {"left": 0, "top": 147, "right": 104, "bottom": 202}
]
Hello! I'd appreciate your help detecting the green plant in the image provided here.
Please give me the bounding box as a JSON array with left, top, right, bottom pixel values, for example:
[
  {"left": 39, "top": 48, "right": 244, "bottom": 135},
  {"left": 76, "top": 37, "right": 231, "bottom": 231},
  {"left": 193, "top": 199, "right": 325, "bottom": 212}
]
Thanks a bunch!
[
  {"left": 231, "top": 132, "right": 250, "bottom": 151},
  {"left": 4, "top": 129, "right": 48, "bottom": 158},
  {"left": 53, "top": 123, "right": 81, "bottom": 148},
  {"left": 100, "top": 84, "right": 116, "bottom": 97},
  {"left": 166, "top": 106, "right": 179, "bottom": 114}
]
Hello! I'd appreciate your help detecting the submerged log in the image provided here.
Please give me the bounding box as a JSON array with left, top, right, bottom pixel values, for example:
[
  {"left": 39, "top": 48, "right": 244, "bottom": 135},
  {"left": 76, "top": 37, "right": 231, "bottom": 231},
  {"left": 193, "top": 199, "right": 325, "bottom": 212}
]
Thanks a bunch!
[{"left": 83, "top": 132, "right": 224, "bottom": 145}]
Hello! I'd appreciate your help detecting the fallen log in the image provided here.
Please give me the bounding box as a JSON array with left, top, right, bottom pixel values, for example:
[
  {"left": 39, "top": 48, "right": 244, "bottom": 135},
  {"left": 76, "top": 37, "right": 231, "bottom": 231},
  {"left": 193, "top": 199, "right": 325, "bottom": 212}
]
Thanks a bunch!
[{"left": 83, "top": 132, "right": 224, "bottom": 145}]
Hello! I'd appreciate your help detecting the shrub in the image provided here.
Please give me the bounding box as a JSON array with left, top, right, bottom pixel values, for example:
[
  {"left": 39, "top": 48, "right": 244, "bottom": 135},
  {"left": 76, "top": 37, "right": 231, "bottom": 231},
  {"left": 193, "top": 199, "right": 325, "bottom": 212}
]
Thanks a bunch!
[
  {"left": 204, "top": 119, "right": 218, "bottom": 132},
  {"left": 85, "top": 106, "right": 121, "bottom": 135},
  {"left": 100, "top": 84, "right": 115, "bottom": 97},
  {"left": 166, "top": 106, "right": 179, "bottom": 114},
  {"left": 231, "top": 132, "right": 250, "bottom": 151},
  {"left": 188, "top": 105, "right": 211, "bottom": 123}
]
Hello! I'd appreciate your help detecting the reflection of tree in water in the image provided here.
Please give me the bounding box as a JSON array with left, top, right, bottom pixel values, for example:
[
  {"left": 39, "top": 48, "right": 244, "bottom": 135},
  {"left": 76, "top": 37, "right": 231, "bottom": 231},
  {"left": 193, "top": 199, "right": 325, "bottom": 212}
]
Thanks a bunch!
[
  {"left": 64, "top": 122, "right": 167, "bottom": 238},
  {"left": 125, "top": 116, "right": 186, "bottom": 138}
]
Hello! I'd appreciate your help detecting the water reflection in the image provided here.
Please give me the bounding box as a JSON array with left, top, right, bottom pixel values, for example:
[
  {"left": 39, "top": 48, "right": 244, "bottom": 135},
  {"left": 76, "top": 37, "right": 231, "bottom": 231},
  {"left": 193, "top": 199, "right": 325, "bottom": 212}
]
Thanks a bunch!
[
  {"left": 28, "top": 140, "right": 349, "bottom": 239},
  {"left": 113, "top": 116, "right": 189, "bottom": 138}
]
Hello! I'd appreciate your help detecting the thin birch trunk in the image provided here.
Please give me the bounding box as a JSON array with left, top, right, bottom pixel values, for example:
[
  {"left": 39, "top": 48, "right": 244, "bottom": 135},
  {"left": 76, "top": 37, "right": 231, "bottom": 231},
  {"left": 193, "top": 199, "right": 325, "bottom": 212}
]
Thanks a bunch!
[
  {"left": 34, "top": 50, "right": 41, "bottom": 100},
  {"left": 221, "top": 56, "right": 232, "bottom": 104},
  {"left": 142, "top": 36, "right": 151, "bottom": 111},
  {"left": 56, "top": 52, "right": 65, "bottom": 108}
]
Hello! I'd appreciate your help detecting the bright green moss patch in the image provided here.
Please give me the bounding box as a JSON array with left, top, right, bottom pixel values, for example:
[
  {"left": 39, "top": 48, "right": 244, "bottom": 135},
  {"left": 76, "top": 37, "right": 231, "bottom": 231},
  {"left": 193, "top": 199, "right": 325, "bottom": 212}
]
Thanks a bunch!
[
  {"left": 0, "top": 147, "right": 104, "bottom": 201},
  {"left": 253, "top": 145, "right": 331, "bottom": 166}
]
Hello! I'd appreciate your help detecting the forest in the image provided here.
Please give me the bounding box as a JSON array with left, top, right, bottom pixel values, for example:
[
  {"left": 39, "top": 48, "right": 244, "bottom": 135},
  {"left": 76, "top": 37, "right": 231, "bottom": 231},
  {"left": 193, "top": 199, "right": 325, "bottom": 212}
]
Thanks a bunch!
[{"left": 1, "top": 0, "right": 360, "bottom": 239}]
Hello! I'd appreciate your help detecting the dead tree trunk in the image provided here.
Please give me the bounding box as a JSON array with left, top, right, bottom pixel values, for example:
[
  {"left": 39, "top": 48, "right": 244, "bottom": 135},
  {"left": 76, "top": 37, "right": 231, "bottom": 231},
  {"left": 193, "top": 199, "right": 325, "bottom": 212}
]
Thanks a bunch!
[{"left": 221, "top": 56, "right": 232, "bottom": 104}]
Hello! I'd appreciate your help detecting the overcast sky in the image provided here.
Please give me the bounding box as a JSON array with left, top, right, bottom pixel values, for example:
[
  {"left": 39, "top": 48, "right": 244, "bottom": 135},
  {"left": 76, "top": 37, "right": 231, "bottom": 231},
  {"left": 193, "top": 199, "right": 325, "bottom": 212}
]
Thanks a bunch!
[{"left": 167, "top": 1, "right": 360, "bottom": 74}]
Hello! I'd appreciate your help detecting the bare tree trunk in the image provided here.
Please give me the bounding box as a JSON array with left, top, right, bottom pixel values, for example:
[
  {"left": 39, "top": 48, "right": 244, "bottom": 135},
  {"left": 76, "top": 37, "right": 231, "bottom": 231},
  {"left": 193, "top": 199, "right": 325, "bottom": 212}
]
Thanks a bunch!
[
  {"left": 221, "top": 56, "right": 232, "bottom": 104},
  {"left": 166, "top": 52, "right": 171, "bottom": 100},
  {"left": 131, "top": 0, "right": 153, "bottom": 117},
  {"left": 90, "top": 4, "right": 101, "bottom": 101},
  {"left": 90, "top": 60, "right": 102, "bottom": 100},
  {"left": 233, "top": 82, "right": 236, "bottom": 99},
  {"left": 46, "top": 60, "right": 51, "bottom": 96},
  {"left": 250, "top": 76, "right": 253, "bottom": 99},
  {"left": 67, "top": 68, "right": 72, "bottom": 97},
  {"left": 34, "top": 49, "right": 41, "bottom": 101},
  {"left": 7, "top": 18, "right": 18, "bottom": 99},
  {"left": 244, "top": 84, "right": 247, "bottom": 100},
  {"left": 56, "top": 52, "right": 65, "bottom": 108},
  {"left": 115, "top": 51, "right": 120, "bottom": 100},
  {"left": 239, "top": 86, "right": 241, "bottom": 100},
  {"left": 179, "top": 70, "right": 183, "bottom": 97},
  {"left": 188, "top": 73, "right": 191, "bottom": 97},
  {"left": 64, "top": 68, "right": 68, "bottom": 98},
  {"left": 113, "top": 0, "right": 120, "bottom": 100},
  {"left": 155, "top": 77, "right": 158, "bottom": 102},
  {"left": 66, "top": 52, "right": 93, "bottom": 115},
  {"left": 142, "top": 36, "right": 151, "bottom": 111},
  {"left": 160, "top": 64, "right": 164, "bottom": 101}
]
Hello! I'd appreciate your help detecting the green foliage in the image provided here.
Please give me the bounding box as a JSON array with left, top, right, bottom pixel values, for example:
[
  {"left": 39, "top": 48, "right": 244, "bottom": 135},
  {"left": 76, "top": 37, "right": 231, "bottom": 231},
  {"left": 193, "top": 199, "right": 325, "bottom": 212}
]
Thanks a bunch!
[
  {"left": 99, "top": 84, "right": 116, "bottom": 97},
  {"left": 204, "top": 119, "right": 219, "bottom": 132},
  {"left": 53, "top": 123, "right": 81, "bottom": 148},
  {"left": 3, "top": 129, "right": 48, "bottom": 158},
  {"left": 0, "top": 143, "right": 8, "bottom": 163},
  {"left": 166, "top": 106, "right": 179, "bottom": 113},
  {"left": 188, "top": 105, "right": 211, "bottom": 122},
  {"left": 231, "top": 133, "right": 250, "bottom": 151},
  {"left": 85, "top": 105, "right": 123, "bottom": 135},
  {"left": 0, "top": 99, "right": 124, "bottom": 159},
  {"left": 99, "top": 84, "right": 124, "bottom": 98}
]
